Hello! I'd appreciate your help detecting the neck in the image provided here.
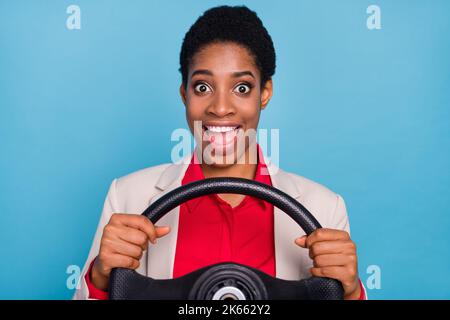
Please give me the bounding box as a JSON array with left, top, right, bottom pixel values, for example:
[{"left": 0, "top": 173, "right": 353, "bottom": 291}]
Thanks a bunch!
[{"left": 201, "top": 161, "right": 257, "bottom": 180}]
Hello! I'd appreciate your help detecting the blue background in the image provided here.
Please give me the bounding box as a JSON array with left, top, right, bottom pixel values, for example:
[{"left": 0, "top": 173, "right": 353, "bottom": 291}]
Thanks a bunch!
[{"left": 1, "top": 0, "right": 449, "bottom": 299}]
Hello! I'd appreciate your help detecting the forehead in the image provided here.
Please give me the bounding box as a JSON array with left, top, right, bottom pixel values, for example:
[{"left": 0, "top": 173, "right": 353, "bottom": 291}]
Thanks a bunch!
[{"left": 189, "top": 42, "right": 259, "bottom": 77}]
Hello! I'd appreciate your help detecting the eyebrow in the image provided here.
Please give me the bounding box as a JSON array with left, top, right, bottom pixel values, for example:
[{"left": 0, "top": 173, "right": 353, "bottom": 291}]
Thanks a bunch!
[{"left": 190, "top": 69, "right": 255, "bottom": 79}]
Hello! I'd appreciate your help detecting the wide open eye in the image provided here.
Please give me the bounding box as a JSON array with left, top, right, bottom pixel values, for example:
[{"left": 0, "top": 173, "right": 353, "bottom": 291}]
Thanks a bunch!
[
  {"left": 194, "top": 83, "right": 212, "bottom": 94},
  {"left": 233, "top": 83, "right": 251, "bottom": 94}
]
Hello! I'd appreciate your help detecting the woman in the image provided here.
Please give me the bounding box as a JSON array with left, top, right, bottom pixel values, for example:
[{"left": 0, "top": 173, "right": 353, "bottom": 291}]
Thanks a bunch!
[{"left": 73, "top": 5, "right": 366, "bottom": 300}]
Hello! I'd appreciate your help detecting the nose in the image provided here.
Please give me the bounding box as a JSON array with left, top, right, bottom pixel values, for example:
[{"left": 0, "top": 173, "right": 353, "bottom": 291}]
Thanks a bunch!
[{"left": 206, "top": 89, "right": 236, "bottom": 118}]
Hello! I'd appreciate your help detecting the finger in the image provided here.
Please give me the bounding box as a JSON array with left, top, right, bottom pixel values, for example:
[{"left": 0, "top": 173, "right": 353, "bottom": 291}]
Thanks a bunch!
[
  {"left": 310, "top": 266, "right": 346, "bottom": 281},
  {"left": 294, "top": 235, "right": 307, "bottom": 248},
  {"left": 148, "top": 226, "right": 171, "bottom": 245},
  {"left": 103, "top": 253, "right": 140, "bottom": 271},
  {"left": 306, "top": 228, "right": 350, "bottom": 248},
  {"left": 116, "top": 226, "right": 150, "bottom": 250},
  {"left": 104, "top": 237, "right": 143, "bottom": 260},
  {"left": 309, "top": 240, "right": 356, "bottom": 259},
  {"left": 155, "top": 226, "right": 171, "bottom": 239},
  {"left": 112, "top": 214, "right": 159, "bottom": 244},
  {"left": 312, "top": 253, "right": 355, "bottom": 268}
]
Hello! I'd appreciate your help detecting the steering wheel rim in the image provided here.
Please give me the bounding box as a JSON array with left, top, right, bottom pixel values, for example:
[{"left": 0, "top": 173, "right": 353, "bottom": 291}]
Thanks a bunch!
[
  {"left": 142, "top": 177, "right": 321, "bottom": 234},
  {"left": 109, "top": 177, "right": 344, "bottom": 300}
]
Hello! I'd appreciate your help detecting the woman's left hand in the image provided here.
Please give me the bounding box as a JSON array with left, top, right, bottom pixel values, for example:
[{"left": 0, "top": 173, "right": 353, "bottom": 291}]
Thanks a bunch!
[{"left": 295, "top": 228, "right": 361, "bottom": 300}]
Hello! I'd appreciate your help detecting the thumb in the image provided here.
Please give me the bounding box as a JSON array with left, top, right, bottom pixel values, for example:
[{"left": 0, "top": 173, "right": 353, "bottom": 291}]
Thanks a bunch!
[
  {"left": 155, "top": 226, "right": 171, "bottom": 238},
  {"left": 295, "top": 235, "right": 307, "bottom": 248}
]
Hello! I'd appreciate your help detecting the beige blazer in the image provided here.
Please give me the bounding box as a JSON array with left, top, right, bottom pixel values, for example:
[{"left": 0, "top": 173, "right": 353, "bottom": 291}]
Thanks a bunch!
[{"left": 73, "top": 152, "right": 351, "bottom": 300}]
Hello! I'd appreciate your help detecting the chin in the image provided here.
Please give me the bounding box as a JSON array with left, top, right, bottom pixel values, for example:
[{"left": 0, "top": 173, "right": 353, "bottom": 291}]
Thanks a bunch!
[{"left": 200, "top": 143, "right": 250, "bottom": 167}]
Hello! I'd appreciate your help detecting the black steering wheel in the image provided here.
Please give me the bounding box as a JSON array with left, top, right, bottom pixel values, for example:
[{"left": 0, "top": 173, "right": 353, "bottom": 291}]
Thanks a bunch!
[{"left": 109, "top": 177, "right": 344, "bottom": 300}]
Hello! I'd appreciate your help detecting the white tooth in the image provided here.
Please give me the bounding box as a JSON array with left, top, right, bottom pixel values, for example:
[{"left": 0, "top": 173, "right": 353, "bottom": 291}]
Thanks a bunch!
[{"left": 205, "top": 126, "right": 237, "bottom": 133}]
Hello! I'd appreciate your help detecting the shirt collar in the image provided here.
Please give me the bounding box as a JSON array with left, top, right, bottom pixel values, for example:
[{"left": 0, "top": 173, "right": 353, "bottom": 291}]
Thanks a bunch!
[{"left": 182, "top": 144, "right": 272, "bottom": 213}]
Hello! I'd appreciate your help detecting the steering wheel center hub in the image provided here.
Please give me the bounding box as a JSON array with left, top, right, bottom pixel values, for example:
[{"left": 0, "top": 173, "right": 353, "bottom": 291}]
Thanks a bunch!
[{"left": 188, "top": 263, "right": 267, "bottom": 300}]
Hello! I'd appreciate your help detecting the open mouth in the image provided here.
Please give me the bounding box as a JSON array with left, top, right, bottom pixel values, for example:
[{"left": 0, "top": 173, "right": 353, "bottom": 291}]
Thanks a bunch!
[{"left": 202, "top": 125, "right": 242, "bottom": 145}]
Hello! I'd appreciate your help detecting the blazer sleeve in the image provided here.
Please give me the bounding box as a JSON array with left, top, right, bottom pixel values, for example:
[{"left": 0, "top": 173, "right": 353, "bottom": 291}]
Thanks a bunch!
[
  {"left": 331, "top": 194, "right": 368, "bottom": 300},
  {"left": 72, "top": 179, "right": 119, "bottom": 300},
  {"left": 331, "top": 194, "right": 350, "bottom": 235}
]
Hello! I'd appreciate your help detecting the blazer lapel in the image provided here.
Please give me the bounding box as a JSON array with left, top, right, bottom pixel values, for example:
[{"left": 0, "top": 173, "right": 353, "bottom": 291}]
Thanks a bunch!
[
  {"left": 145, "top": 154, "right": 191, "bottom": 279},
  {"left": 264, "top": 156, "right": 310, "bottom": 280}
]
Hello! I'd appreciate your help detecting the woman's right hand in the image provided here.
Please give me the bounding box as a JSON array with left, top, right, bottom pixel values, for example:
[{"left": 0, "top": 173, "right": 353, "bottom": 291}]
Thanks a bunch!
[{"left": 90, "top": 213, "right": 171, "bottom": 291}]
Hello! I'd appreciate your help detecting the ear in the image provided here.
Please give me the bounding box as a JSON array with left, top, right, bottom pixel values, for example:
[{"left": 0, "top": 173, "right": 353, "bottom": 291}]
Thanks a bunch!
[
  {"left": 179, "top": 83, "right": 187, "bottom": 107},
  {"left": 260, "top": 78, "right": 273, "bottom": 110}
]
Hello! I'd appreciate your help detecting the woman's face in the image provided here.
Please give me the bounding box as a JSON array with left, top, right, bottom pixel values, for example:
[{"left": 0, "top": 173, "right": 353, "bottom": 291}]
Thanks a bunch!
[{"left": 180, "top": 42, "right": 272, "bottom": 167}]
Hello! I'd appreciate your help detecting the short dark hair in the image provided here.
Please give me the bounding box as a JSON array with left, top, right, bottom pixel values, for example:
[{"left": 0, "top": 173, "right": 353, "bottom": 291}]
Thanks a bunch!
[{"left": 179, "top": 5, "right": 276, "bottom": 88}]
